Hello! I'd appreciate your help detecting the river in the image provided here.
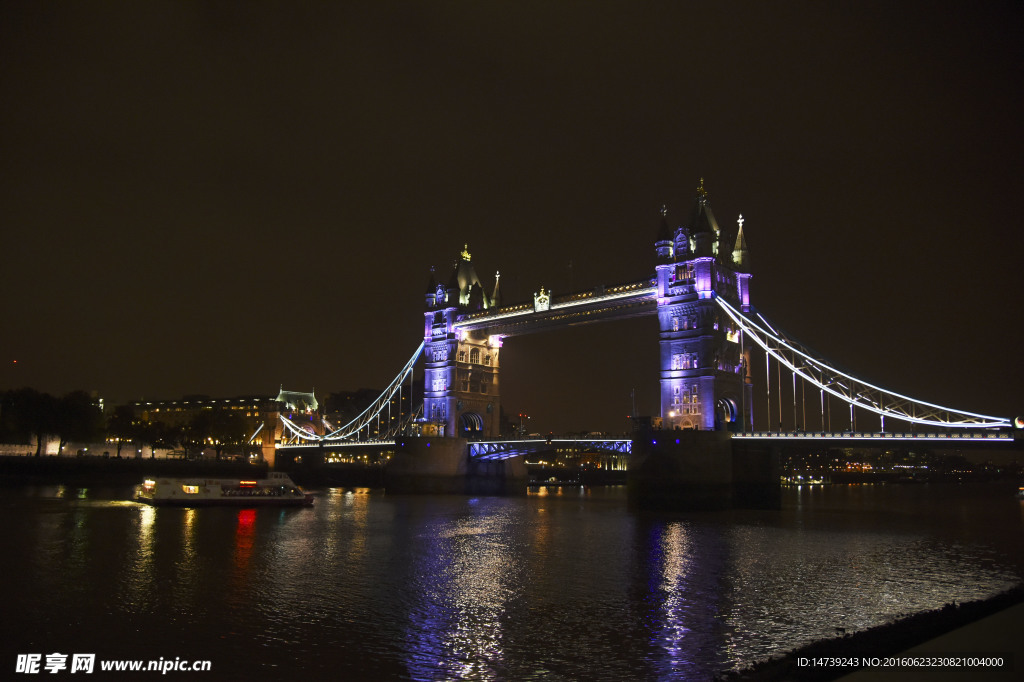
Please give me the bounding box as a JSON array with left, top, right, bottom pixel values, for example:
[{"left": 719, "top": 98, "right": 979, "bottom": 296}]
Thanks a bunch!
[{"left": 1, "top": 482, "right": 1021, "bottom": 680}]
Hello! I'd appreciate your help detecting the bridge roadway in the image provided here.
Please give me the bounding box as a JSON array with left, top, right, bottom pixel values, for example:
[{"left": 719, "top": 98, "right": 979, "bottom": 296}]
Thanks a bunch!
[{"left": 277, "top": 430, "right": 1019, "bottom": 461}]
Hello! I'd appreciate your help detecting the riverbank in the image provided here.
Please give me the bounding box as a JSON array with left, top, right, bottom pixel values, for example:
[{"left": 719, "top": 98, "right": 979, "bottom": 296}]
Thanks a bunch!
[
  {"left": 0, "top": 454, "right": 267, "bottom": 486},
  {"left": 0, "top": 454, "right": 395, "bottom": 489},
  {"left": 715, "top": 586, "right": 1024, "bottom": 681}
]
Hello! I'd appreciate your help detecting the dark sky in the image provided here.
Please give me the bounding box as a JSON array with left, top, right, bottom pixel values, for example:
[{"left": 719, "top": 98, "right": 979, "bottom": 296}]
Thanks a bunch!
[{"left": 1, "top": 2, "right": 1021, "bottom": 434}]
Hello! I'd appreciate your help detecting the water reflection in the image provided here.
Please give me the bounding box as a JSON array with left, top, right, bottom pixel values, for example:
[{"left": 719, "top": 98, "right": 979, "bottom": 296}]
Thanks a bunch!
[
  {"left": 527, "top": 485, "right": 568, "bottom": 498},
  {"left": 338, "top": 488, "right": 370, "bottom": 565},
  {"left": 655, "top": 523, "right": 695, "bottom": 670},
  {"left": 172, "top": 508, "right": 198, "bottom": 604},
  {"left": 253, "top": 487, "right": 385, "bottom": 659},
  {"left": 122, "top": 504, "right": 156, "bottom": 612},
  {"left": 636, "top": 519, "right": 731, "bottom": 677},
  {"left": 404, "top": 499, "right": 521, "bottom": 680},
  {"left": 2, "top": 483, "right": 1021, "bottom": 681},
  {"left": 231, "top": 509, "right": 257, "bottom": 596}
]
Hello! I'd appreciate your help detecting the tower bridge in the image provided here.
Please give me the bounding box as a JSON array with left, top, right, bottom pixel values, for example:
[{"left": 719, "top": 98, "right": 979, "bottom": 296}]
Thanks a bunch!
[{"left": 274, "top": 180, "right": 1018, "bottom": 506}]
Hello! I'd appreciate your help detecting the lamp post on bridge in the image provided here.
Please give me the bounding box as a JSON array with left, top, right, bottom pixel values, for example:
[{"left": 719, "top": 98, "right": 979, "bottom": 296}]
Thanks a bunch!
[{"left": 518, "top": 413, "right": 530, "bottom": 439}]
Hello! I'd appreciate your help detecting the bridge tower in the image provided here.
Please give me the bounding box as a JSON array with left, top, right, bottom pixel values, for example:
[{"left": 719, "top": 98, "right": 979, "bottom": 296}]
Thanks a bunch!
[
  {"left": 423, "top": 245, "right": 502, "bottom": 438},
  {"left": 655, "top": 180, "right": 753, "bottom": 431}
]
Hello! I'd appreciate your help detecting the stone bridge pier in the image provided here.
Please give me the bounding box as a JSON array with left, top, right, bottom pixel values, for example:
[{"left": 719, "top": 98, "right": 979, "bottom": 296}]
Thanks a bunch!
[
  {"left": 384, "top": 437, "right": 527, "bottom": 495},
  {"left": 627, "top": 431, "right": 780, "bottom": 510}
]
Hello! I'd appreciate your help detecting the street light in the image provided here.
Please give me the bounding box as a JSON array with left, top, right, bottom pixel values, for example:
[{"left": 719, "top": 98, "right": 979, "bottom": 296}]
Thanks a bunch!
[{"left": 518, "top": 413, "right": 530, "bottom": 438}]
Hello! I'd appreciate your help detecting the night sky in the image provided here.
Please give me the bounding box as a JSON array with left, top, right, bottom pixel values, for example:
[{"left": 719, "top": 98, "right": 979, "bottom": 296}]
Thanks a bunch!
[{"left": 1, "top": 2, "right": 1021, "bottom": 434}]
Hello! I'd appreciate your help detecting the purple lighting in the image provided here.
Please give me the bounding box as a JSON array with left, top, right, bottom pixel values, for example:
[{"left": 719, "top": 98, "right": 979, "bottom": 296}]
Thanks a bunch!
[{"left": 657, "top": 183, "right": 751, "bottom": 433}]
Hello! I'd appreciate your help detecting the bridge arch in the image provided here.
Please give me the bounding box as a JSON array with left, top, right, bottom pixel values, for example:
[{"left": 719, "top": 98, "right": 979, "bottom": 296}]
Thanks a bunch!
[
  {"left": 716, "top": 396, "right": 738, "bottom": 429},
  {"left": 459, "top": 412, "right": 484, "bottom": 435}
]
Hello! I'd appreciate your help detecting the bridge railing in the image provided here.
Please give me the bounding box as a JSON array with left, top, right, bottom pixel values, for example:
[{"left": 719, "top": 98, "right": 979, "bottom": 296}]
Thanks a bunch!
[
  {"left": 469, "top": 437, "right": 633, "bottom": 461},
  {"left": 734, "top": 431, "right": 1014, "bottom": 441}
]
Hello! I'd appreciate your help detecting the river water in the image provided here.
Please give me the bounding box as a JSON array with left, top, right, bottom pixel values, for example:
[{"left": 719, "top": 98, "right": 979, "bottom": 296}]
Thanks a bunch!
[{"left": 1, "top": 483, "right": 1021, "bottom": 680}]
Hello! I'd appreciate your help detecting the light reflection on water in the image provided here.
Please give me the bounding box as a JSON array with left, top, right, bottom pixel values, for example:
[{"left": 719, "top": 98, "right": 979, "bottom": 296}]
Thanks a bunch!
[
  {"left": 0, "top": 483, "right": 1020, "bottom": 680},
  {"left": 404, "top": 499, "right": 521, "bottom": 680},
  {"left": 123, "top": 503, "right": 156, "bottom": 612}
]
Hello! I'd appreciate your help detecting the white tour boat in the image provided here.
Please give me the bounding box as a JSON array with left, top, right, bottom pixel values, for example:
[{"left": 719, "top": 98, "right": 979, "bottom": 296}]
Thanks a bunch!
[{"left": 136, "top": 471, "right": 313, "bottom": 507}]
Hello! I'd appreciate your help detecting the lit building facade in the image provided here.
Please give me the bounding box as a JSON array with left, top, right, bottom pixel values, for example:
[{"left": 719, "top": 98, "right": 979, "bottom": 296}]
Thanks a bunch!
[
  {"left": 133, "top": 395, "right": 273, "bottom": 432},
  {"left": 656, "top": 180, "right": 753, "bottom": 431},
  {"left": 132, "top": 388, "right": 320, "bottom": 463},
  {"left": 423, "top": 245, "right": 502, "bottom": 437}
]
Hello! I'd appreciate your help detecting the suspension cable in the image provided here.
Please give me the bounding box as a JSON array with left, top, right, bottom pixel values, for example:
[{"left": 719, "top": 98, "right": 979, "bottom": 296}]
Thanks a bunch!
[{"left": 715, "top": 296, "right": 1010, "bottom": 429}]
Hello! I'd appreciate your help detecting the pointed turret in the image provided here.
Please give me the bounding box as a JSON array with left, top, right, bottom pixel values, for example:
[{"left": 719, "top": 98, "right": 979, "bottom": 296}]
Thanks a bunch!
[
  {"left": 467, "top": 282, "right": 486, "bottom": 310},
  {"left": 688, "top": 178, "right": 720, "bottom": 257},
  {"left": 491, "top": 271, "right": 501, "bottom": 309},
  {"left": 732, "top": 214, "right": 750, "bottom": 270},
  {"left": 446, "top": 258, "right": 461, "bottom": 300},
  {"left": 446, "top": 243, "right": 494, "bottom": 309},
  {"left": 425, "top": 266, "right": 441, "bottom": 308},
  {"left": 655, "top": 204, "right": 674, "bottom": 262}
]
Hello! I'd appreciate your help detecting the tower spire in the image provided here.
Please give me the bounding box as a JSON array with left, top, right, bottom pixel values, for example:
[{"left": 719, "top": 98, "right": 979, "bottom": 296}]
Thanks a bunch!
[
  {"left": 655, "top": 204, "right": 674, "bottom": 261},
  {"left": 491, "top": 271, "right": 501, "bottom": 309},
  {"left": 687, "top": 179, "right": 719, "bottom": 256},
  {"left": 732, "top": 214, "right": 750, "bottom": 268}
]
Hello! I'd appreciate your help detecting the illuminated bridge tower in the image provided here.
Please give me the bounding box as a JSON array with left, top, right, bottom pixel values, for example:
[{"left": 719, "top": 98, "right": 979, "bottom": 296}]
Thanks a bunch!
[
  {"left": 423, "top": 245, "right": 502, "bottom": 438},
  {"left": 656, "top": 180, "right": 753, "bottom": 431}
]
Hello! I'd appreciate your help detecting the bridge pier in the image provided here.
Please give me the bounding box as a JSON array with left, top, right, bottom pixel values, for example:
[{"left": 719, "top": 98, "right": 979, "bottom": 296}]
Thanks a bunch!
[
  {"left": 385, "top": 437, "right": 528, "bottom": 495},
  {"left": 627, "top": 431, "right": 780, "bottom": 510},
  {"left": 731, "top": 438, "right": 783, "bottom": 510}
]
